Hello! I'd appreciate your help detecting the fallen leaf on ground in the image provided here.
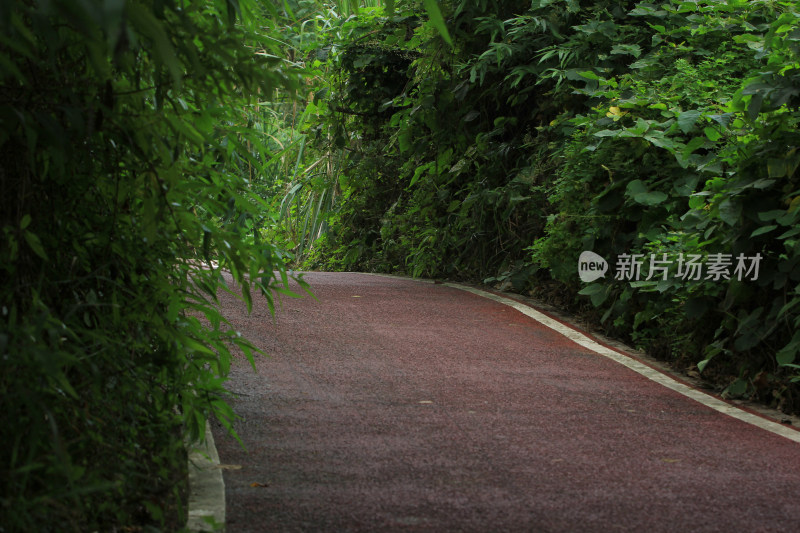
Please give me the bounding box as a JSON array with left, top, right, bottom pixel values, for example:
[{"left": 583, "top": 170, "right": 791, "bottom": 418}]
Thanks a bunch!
[{"left": 250, "top": 482, "right": 269, "bottom": 487}]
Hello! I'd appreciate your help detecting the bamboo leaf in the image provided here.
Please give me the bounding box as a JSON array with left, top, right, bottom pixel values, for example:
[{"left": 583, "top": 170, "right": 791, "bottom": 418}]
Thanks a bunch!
[{"left": 422, "top": 0, "right": 452, "bottom": 46}]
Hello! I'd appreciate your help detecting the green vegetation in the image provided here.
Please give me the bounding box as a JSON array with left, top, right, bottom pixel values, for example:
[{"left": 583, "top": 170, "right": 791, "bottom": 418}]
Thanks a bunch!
[
  {"left": 2, "top": 0, "right": 799, "bottom": 529},
  {"left": 284, "top": 1, "right": 800, "bottom": 411},
  {"left": 0, "top": 0, "right": 307, "bottom": 529}
]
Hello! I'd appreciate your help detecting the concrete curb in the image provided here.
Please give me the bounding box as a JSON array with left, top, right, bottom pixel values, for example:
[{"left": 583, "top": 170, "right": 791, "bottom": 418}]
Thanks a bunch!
[{"left": 186, "top": 422, "right": 226, "bottom": 532}]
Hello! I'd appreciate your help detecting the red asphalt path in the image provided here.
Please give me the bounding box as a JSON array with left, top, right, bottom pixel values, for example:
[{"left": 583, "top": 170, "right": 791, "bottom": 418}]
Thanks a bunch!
[{"left": 211, "top": 272, "right": 800, "bottom": 532}]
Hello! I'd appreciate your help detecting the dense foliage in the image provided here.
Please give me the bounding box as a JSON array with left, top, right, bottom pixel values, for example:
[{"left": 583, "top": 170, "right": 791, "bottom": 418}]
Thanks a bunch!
[
  {"left": 2, "top": 0, "right": 799, "bottom": 528},
  {"left": 287, "top": 0, "right": 800, "bottom": 411},
  {"left": 0, "top": 0, "right": 307, "bottom": 529}
]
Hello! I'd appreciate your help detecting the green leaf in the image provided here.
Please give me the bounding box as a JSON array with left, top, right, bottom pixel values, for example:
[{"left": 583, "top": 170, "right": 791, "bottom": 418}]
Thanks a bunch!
[
  {"left": 644, "top": 134, "right": 676, "bottom": 151},
  {"left": 422, "top": 0, "right": 452, "bottom": 46},
  {"left": 703, "top": 126, "right": 722, "bottom": 141},
  {"left": 750, "top": 225, "right": 777, "bottom": 237},
  {"left": 126, "top": 3, "right": 182, "bottom": 87},
  {"left": 708, "top": 113, "right": 734, "bottom": 127},
  {"left": 718, "top": 199, "right": 742, "bottom": 226},
  {"left": 777, "top": 226, "right": 800, "bottom": 239},
  {"left": 758, "top": 209, "right": 786, "bottom": 221},
  {"left": 696, "top": 360, "right": 709, "bottom": 373},
  {"left": 398, "top": 128, "right": 413, "bottom": 152},
  {"left": 633, "top": 191, "right": 668, "bottom": 206},
  {"left": 779, "top": 349, "right": 798, "bottom": 366},
  {"left": 688, "top": 195, "right": 705, "bottom": 209},
  {"left": 677, "top": 110, "right": 702, "bottom": 134},
  {"left": 23, "top": 230, "right": 48, "bottom": 260},
  {"left": 409, "top": 162, "right": 431, "bottom": 187},
  {"left": 747, "top": 93, "right": 763, "bottom": 121},
  {"left": 578, "top": 283, "right": 608, "bottom": 306},
  {"left": 610, "top": 44, "right": 641, "bottom": 58},
  {"left": 626, "top": 179, "right": 648, "bottom": 195},
  {"left": 683, "top": 136, "right": 706, "bottom": 156},
  {"left": 768, "top": 158, "right": 788, "bottom": 178},
  {"left": 593, "top": 129, "right": 619, "bottom": 138},
  {"left": 724, "top": 378, "right": 747, "bottom": 397}
]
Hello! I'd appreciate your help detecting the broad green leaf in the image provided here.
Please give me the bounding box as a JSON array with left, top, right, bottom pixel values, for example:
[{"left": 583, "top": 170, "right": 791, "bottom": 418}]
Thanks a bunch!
[
  {"left": 632, "top": 117, "right": 651, "bottom": 135},
  {"left": 688, "top": 195, "right": 705, "bottom": 209},
  {"left": 578, "top": 283, "right": 608, "bottom": 306},
  {"left": 724, "top": 378, "right": 747, "bottom": 397},
  {"left": 677, "top": 110, "right": 702, "bottom": 134},
  {"left": 708, "top": 113, "right": 734, "bottom": 127},
  {"left": 683, "top": 136, "right": 706, "bottom": 156},
  {"left": 577, "top": 283, "right": 603, "bottom": 295},
  {"left": 718, "top": 198, "right": 742, "bottom": 226},
  {"left": 747, "top": 93, "right": 763, "bottom": 121},
  {"left": 644, "top": 134, "right": 677, "bottom": 150},
  {"left": 626, "top": 179, "right": 648, "bottom": 195},
  {"left": 633, "top": 191, "right": 668, "bottom": 206},
  {"left": 703, "top": 126, "right": 722, "bottom": 141}
]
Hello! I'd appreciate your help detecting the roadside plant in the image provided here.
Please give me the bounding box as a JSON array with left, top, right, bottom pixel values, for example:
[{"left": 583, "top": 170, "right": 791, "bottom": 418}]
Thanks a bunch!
[{"left": 0, "top": 0, "right": 307, "bottom": 529}]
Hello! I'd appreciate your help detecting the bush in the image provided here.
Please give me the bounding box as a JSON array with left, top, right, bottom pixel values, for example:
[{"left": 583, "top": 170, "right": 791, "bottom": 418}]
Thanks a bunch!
[
  {"left": 300, "top": 0, "right": 800, "bottom": 409},
  {"left": 0, "top": 0, "right": 303, "bottom": 529}
]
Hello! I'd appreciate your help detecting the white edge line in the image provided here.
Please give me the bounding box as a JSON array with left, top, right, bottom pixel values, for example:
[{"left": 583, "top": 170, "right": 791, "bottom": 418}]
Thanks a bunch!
[{"left": 445, "top": 282, "right": 800, "bottom": 445}]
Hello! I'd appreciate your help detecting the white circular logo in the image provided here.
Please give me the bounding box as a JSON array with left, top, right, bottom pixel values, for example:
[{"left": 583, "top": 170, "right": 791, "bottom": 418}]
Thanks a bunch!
[{"left": 578, "top": 251, "right": 608, "bottom": 282}]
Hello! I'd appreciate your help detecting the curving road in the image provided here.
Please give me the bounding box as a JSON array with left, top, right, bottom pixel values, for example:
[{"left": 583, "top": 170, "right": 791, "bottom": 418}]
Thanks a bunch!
[{"left": 211, "top": 272, "right": 800, "bottom": 532}]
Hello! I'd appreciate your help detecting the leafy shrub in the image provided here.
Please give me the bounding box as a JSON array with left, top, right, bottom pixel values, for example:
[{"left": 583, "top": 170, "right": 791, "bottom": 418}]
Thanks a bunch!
[
  {"left": 532, "top": 1, "right": 800, "bottom": 400},
  {"left": 296, "top": 0, "right": 800, "bottom": 410},
  {"left": 0, "top": 0, "right": 304, "bottom": 529}
]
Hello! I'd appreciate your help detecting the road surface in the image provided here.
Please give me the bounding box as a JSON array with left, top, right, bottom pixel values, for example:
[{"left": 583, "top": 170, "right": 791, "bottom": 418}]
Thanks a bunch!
[{"left": 210, "top": 272, "right": 800, "bottom": 532}]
